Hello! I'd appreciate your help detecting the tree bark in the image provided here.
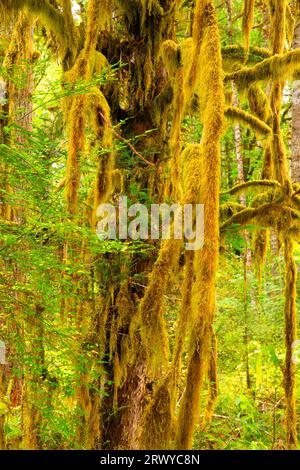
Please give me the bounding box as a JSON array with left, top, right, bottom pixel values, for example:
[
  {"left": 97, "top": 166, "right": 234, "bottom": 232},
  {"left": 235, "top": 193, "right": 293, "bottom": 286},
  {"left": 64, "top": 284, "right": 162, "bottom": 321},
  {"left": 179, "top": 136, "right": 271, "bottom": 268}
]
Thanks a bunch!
[{"left": 291, "top": 4, "right": 300, "bottom": 182}]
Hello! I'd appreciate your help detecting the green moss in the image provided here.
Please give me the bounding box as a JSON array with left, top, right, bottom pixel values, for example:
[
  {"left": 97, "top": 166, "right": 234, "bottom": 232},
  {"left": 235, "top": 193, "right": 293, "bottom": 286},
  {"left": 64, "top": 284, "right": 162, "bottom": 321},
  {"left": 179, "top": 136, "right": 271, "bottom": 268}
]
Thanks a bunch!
[
  {"left": 226, "top": 49, "right": 300, "bottom": 88},
  {"left": 225, "top": 106, "right": 272, "bottom": 136},
  {"left": 176, "top": 0, "right": 225, "bottom": 450}
]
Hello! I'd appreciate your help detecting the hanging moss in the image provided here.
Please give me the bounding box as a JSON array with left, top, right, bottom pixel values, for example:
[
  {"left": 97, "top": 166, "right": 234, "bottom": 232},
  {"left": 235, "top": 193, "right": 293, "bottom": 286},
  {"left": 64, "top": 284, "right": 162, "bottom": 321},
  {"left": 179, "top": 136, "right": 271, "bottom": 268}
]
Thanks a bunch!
[
  {"left": 63, "top": 0, "right": 108, "bottom": 216},
  {"left": 138, "top": 239, "right": 182, "bottom": 377},
  {"left": 93, "top": 51, "right": 109, "bottom": 75},
  {"left": 179, "top": 144, "right": 202, "bottom": 202},
  {"left": 151, "top": 83, "right": 174, "bottom": 132},
  {"left": 89, "top": 89, "right": 115, "bottom": 221},
  {"left": 248, "top": 84, "right": 272, "bottom": 122},
  {"left": 167, "top": 67, "right": 186, "bottom": 194},
  {"left": 113, "top": 353, "right": 122, "bottom": 412},
  {"left": 220, "top": 202, "right": 245, "bottom": 219},
  {"left": 221, "top": 199, "right": 283, "bottom": 231},
  {"left": 253, "top": 229, "right": 269, "bottom": 285},
  {"left": 270, "top": 84, "right": 291, "bottom": 186},
  {"left": 222, "top": 179, "right": 281, "bottom": 196},
  {"left": 172, "top": 251, "right": 195, "bottom": 371},
  {"left": 262, "top": 22, "right": 300, "bottom": 447},
  {"left": 109, "top": 283, "right": 135, "bottom": 383},
  {"left": 202, "top": 331, "right": 218, "bottom": 427},
  {"left": 268, "top": 6, "right": 299, "bottom": 441},
  {"left": 160, "top": 40, "right": 181, "bottom": 77},
  {"left": 164, "top": 36, "right": 197, "bottom": 195},
  {"left": 2, "top": 0, "right": 78, "bottom": 62},
  {"left": 222, "top": 45, "right": 271, "bottom": 73},
  {"left": 141, "top": 0, "right": 164, "bottom": 33},
  {"left": 140, "top": 373, "right": 175, "bottom": 450},
  {"left": 140, "top": 250, "right": 194, "bottom": 450},
  {"left": 225, "top": 105, "right": 272, "bottom": 136},
  {"left": 262, "top": 145, "right": 274, "bottom": 180},
  {"left": 226, "top": 49, "right": 300, "bottom": 88},
  {"left": 65, "top": 94, "right": 86, "bottom": 215},
  {"left": 175, "top": 0, "right": 225, "bottom": 450}
]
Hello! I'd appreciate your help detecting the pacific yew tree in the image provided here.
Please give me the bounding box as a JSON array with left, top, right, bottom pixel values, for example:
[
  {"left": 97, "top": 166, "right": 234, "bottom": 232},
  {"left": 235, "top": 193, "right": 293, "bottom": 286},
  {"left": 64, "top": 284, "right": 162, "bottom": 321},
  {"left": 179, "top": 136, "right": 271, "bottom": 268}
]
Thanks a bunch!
[{"left": 0, "top": 0, "right": 300, "bottom": 452}]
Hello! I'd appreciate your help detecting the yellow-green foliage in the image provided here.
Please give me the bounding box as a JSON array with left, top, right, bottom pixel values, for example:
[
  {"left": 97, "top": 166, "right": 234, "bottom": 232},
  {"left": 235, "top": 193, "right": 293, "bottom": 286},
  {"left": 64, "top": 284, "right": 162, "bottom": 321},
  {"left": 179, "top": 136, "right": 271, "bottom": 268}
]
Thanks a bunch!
[
  {"left": 267, "top": 4, "right": 290, "bottom": 186},
  {"left": 225, "top": 105, "right": 272, "bottom": 136},
  {"left": 156, "top": 37, "right": 195, "bottom": 194},
  {"left": 83, "top": 0, "right": 103, "bottom": 55}
]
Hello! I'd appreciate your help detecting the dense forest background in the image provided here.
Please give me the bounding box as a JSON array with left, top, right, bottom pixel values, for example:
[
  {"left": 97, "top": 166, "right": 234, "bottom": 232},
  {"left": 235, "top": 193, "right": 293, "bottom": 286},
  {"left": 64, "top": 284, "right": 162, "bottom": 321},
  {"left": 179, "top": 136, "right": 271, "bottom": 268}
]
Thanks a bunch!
[{"left": 1, "top": 0, "right": 300, "bottom": 451}]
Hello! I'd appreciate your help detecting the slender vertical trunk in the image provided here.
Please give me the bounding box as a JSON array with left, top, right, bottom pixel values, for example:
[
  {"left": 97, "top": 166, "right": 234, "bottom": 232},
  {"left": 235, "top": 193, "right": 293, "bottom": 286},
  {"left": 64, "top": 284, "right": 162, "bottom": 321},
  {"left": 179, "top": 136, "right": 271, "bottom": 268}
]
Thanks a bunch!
[
  {"left": 1, "top": 11, "right": 35, "bottom": 448},
  {"left": 291, "top": 2, "right": 300, "bottom": 182},
  {"left": 232, "top": 83, "right": 252, "bottom": 390},
  {"left": 283, "top": 238, "right": 298, "bottom": 449},
  {"left": 22, "top": 304, "right": 45, "bottom": 450}
]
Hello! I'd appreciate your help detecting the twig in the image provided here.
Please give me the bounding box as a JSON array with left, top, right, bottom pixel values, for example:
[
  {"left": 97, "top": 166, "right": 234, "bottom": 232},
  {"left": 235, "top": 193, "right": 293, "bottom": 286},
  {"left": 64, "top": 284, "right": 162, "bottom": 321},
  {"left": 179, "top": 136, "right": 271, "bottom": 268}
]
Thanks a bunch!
[{"left": 99, "top": 112, "right": 155, "bottom": 168}]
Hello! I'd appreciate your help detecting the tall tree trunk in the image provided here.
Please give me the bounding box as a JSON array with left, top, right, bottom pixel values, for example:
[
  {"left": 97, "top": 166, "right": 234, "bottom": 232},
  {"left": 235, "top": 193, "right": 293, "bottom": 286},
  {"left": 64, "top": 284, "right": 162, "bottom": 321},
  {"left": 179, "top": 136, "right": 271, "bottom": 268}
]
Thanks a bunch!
[
  {"left": 291, "top": 2, "right": 300, "bottom": 182},
  {"left": 1, "top": 11, "right": 35, "bottom": 449}
]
